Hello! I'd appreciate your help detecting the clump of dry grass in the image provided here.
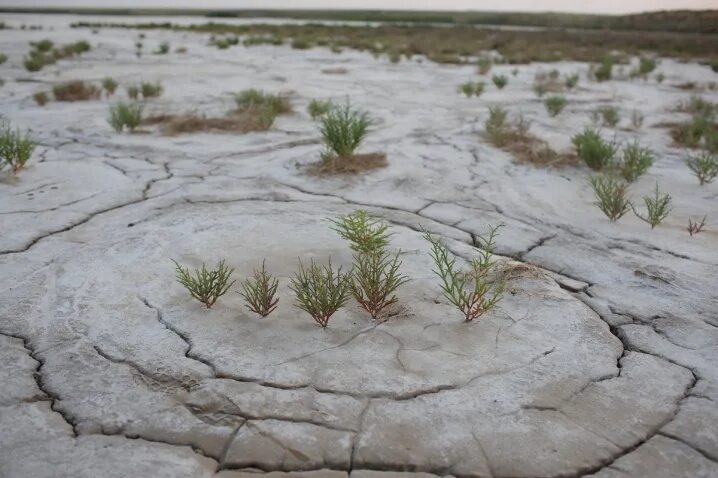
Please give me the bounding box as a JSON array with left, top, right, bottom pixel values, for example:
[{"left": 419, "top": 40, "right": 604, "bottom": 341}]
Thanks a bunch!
[
  {"left": 52, "top": 80, "right": 101, "bottom": 101},
  {"left": 33, "top": 91, "right": 49, "bottom": 106}
]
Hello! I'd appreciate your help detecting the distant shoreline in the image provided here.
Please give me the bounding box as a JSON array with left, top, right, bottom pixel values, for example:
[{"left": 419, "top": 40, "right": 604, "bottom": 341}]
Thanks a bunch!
[{"left": 1, "top": 7, "right": 717, "bottom": 35}]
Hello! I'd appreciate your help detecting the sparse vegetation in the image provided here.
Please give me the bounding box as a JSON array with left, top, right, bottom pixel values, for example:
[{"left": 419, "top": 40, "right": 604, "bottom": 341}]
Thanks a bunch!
[
  {"left": 618, "top": 141, "right": 653, "bottom": 182},
  {"left": 140, "top": 81, "right": 163, "bottom": 98},
  {"left": 0, "top": 53, "right": 7, "bottom": 65},
  {"left": 632, "top": 183, "right": 671, "bottom": 229},
  {"left": 0, "top": 123, "right": 36, "bottom": 174},
  {"left": 686, "top": 151, "right": 718, "bottom": 185},
  {"left": 565, "top": 73, "right": 579, "bottom": 89},
  {"left": 307, "top": 99, "right": 334, "bottom": 120},
  {"left": 102, "top": 77, "right": 118, "bottom": 95},
  {"left": 590, "top": 175, "right": 631, "bottom": 221},
  {"left": 459, "top": 81, "right": 485, "bottom": 97},
  {"left": 424, "top": 226, "right": 505, "bottom": 322},
  {"left": 31, "top": 39, "right": 54, "bottom": 52},
  {"left": 485, "top": 106, "right": 511, "bottom": 146},
  {"left": 239, "top": 260, "right": 279, "bottom": 318},
  {"left": 330, "top": 209, "right": 389, "bottom": 254},
  {"left": 108, "top": 102, "right": 143, "bottom": 133},
  {"left": 687, "top": 216, "right": 707, "bottom": 236},
  {"left": 154, "top": 42, "right": 170, "bottom": 54},
  {"left": 639, "top": 56, "right": 658, "bottom": 77},
  {"left": 477, "top": 57, "right": 492, "bottom": 75},
  {"left": 319, "top": 103, "right": 371, "bottom": 160},
  {"left": 572, "top": 127, "right": 617, "bottom": 170},
  {"left": 126, "top": 85, "right": 139, "bottom": 99},
  {"left": 52, "top": 80, "right": 101, "bottom": 101},
  {"left": 592, "top": 56, "right": 614, "bottom": 81},
  {"left": 24, "top": 39, "right": 90, "bottom": 72},
  {"left": 172, "top": 259, "right": 235, "bottom": 308},
  {"left": 289, "top": 259, "right": 351, "bottom": 328},
  {"left": 598, "top": 105, "right": 620, "bottom": 127},
  {"left": 33, "top": 91, "right": 49, "bottom": 106},
  {"left": 492, "top": 74, "right": 508, "bottom": 89},
  {"left": 235, "top": 89, "right": 291, "bottom": 130},
  {"left": 544, "top": 95, "right": 567, "bottom": 117}
]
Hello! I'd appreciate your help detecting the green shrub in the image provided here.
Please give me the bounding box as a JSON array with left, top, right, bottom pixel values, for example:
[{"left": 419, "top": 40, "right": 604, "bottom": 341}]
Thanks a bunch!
[
  {"left": 172, "top": 259, "right": 235, "bottom": 308},
  {"left": 52, "top": 80, "right": 101, "bottom": 101},
  {"left": 590, "top": 175, "right": 631, "bottom": 221},
  {"left": 24, "top": 51, "right": 55, "bottom": 72},
  {"left": 72, "top": 40, "right": 91, "bottom": 54},
  {"left": 598, "top": 106, "right": 620, "bottom": 127},
  {"left": 565, "top": 73, "right": 579, "bottom": 89},
  {"left": 424, "top": 226, "right": 505, "bottom": 322},
  {"left": 235, "top": 89, "right": 291, "bottom": 129},
  {"left": 140, "top": 81, "right": 163, "bottom": 98},
  {"left": 154, "top": 42, "right": 169, "bottom": 54},
  {"left": 572, "top": 127, "right": 617, "bottom": 170},
  {"left": 31, "top": 39, "right": 54, "bottom": 52},
  {"left": 108, "top": 102, "right": 143, "bottom": 133},
  {"left": 485, "top": 106, "right": 510, "bottom": 146},
  {"left": 126, "top": 85, "right": 139, "bottom": 100},
  {"left": 0, "top": 123, "right": 36, "bottom": 174},
  {"left": 102, "top": 77, "right": 118, "bottom": 95},
  {"left": 656, "top": 72, "right": 665, "bottom": 83},
  {"left": 686, "top": 151, "right": 718, "bottom": 185},
  {"left": 544, "top": 95, "right": 567, "bottom": 117},
  {"left": 639, "top": 56, "right": 657, "bottom": 76},
  {"left": 459, "top": 81, "right": 485, "bottom": 97},
  {"left": 291, "top": 38, "right": 311, "bottom": 50},
  {"left": 239, "top": 260, "right": 279, "bottom": 318},
  {"left": 618, "top": 142, "right": 653, "bottom": 182},
  {"left": 477, "top": 57, "right": 492, "bottom": 75},
  {"left": 33, "top": 91, "right": 49, "bottom": 106},
  {"left": 592, "top": 56, "right": 614, "bottom": 81},
  {"left": 533, "top": 82, "right": 548, "bottom": 98},
  {"left": 319, "top": 103, "right": 371, "bottom": 159},
  {"left": 307, "top": 99, "right": 334, "bottom": 120},
  {"left": 330, "top": 209, "right": 390, "bottom": 255},
  {"left": 492, "top": 74, "right": 508, "bottom": 89},
  {"left": 290, "top": 259, "right": 351, "bottom": 328},
  {"left": 632, "top": 183, "right": 671, "bottom": 229}
]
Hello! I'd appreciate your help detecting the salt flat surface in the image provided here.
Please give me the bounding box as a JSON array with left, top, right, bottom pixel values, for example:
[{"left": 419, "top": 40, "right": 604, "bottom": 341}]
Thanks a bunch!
[{"left": 0, "top": 15, "right": 717, "bottom": 478}]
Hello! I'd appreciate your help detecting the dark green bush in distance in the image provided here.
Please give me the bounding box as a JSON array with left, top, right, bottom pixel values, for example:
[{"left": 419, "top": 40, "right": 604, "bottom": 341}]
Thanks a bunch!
[
  {"left": 459, "top": 81, "right": 485, "bottom": 97},
  {"left": 590, "top": 175, "right": 631, "bottom": 221},
  {"left": 639, "top": 56, "right": 657, "bottom": 76},
  {"left": 154, "top": 42, "right": 170, "bottom": 54},
  {"left": 565, "top": 73, "right": 579, "bottom": 89},
  {"left": 30, "top": 39, "right": 54, "bottom": 52},
  {"left": 0, "top": 123, "right": 36, "bottom": 174},
  {"left": 0, "top": 53, "right": 7, "bottom": 65},
  {"left": 172, "top": 259, "right": 235, "bottom": 308},
  {"left": 572, "top": 127, "right": 617, "bottom": 170},
  {"left": 108, "top": 102, "right": 143, "bottom": 133},
  {"left": 492, "top": 74, "right": 508, "bottom": 89},
  {"left": 102, "top": 77, "right": 118, "bottom": 95}
]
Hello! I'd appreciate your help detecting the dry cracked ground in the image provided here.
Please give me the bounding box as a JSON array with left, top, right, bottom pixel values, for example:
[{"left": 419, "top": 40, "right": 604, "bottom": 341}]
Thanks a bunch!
[{"left": 1, "top": 13, "right": 717, "bottom": 478}]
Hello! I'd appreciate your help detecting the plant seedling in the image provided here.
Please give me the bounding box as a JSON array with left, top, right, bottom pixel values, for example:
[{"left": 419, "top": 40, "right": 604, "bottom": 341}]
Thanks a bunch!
[
  {"left": 619, "top": 141, "right": 653, "bottom": 182},
  {"left": 239, "top": 260, "right": 279, "bottom": 317},
  {"left": 632, "top": 183, "right": 671, "bottom": 229},
  {"left": 172, "top": 259, "right": 236, "bottom": 308},
  {"left": 686, "top": 152, "right": 718, "bottom": 185},
  {"left": 572, "top": 128, "right": 617, "bottom": 171},
  {"left": 687, "top": 216, "right": 707, "bottom": 236},
  {"left": 590, "top": 175, "right": 631, "bottom": 221},
  {"left": 108, "top": 102, "right": 143, "bottom": 133},
  {"left": 330, "top": 210, "right": 390, "bottom": 254}
]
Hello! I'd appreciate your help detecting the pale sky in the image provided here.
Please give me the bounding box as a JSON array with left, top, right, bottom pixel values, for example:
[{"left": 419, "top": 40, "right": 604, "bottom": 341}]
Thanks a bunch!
[{"left": 1, "top": 0, "right": 717, "bottom": 15}]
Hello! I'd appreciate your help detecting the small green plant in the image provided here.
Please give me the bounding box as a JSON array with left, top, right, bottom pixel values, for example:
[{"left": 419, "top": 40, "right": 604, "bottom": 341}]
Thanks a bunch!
[
  {"left": 52, "top": 81, "right": 101, "bottom": 101},
  {"left": 31, "top": 39, "right": 54, "bottom": 52},
  {"left": 308, "top": 99, "right": 334, "bottom": 120},
  {"left": 630, "top": 109, "right": 644, "bottom": 130},
  {"left": 533, "top": 82, "right": 548, "bottom": 98},
  {"left": 239, "top": 260, "right": 279, "bottom": 318},
  {"left": 544, "top": 95, "right": 567, "bottom": 117},
  {"left": 289, "top": 259, "right": 351, "bottom": 328},
  {"left": 590, "top": 175, "right": 631, "bottom": 221},
  {"left": 0, "top": 53, "right": 7, "bottom": 65},
  {"left": 154, "top": 42, "right": 170, "bottom": 54},
  {"left": 492, "top": 74, "right": 508, "bottom": 90},
  {"left": 291, "top": 38, "right": 311, "bottom": 50},
  {"left": 140, "top": 81, "right": 163, "bottom": 98},
  {"left": 686, "top": 151, "right": 718, "bottom": 185},
  {"left": 0, "top": 123, "right": 36, "bottom": 174},
  {"left": 102, "top": 77, "right": 118, "bottom": 95},
  {"left": 618, "top": 141, "right": 653, "bottom": 182},
  {"left": 72, "top": 40, "right": 91, "bottom": 54},
  {"left": 477, "top": 57, "right": 492, "bottom": 75},
  {"left": 572, "top": 127, "right": 617, "bottom": 170},
  {"left": 485, "top": 105, "right": 509, "bottom": 146},
  {"left": 33, "top": 91, "right": 49, "bottom": 106},
  {"left": 459, "top": 81, "right": 485, "bottom": 98},
  {"left": 24, "top": 52, "right": 53, "bottom": 72},
  {"left": 330, "top": 210, "right": 389, "bottom": 254},
  {"left": 424, "top": 226, "right": 505, "bottom": 323},
  {"left": 172, "top": 259, "right": 235, "bottom": 308},
  {"left": 319, "top": 103, "right": 371, "bottom": 160},
  {"left": 688, "top": 215, "right": 707, "bottom": 236},
  {"left": 565, "top": 73, "right": 579, "bottom": 89},
  {"left": 639, "top": 56, "right": 657, "bottom": 76},
  {"left": 632, "top": 183, "right": 671, "bottom": 229},
  {"left": 592, "top": 56, "right": 614, "bottom": 82},
  {"left": 349, "top": 248, "right": 409, "bottom": 320},
  {"left": 108, "top": 102, "right": 143, "bottom": 133},
  {"left": 656, "top": 72, "right": 665, "bottom": 83},
  {"left": 235, "top": 89, "right": 291, "bottom": 129},
  {"left": 127, "top": 85, "right": 139, "bottom": 99},
  {"left": 598, "top": 106, "right": 620, "bottom": 127}
]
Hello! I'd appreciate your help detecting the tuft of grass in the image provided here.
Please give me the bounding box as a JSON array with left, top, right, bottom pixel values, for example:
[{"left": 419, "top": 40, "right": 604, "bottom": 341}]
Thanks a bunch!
[
  {"left": 592, "top": 56, "right": 614, "bottom": 81},
  {"left": 239, "top": 260, "right": 279, "bottom": 318},
  {"left": 291, "top": 38, "right": 312, "bottom": 50},
  {"left": 572, "top": 127, "right": 617, "bottom": 170},
  {"left": 639, "top": 56, "right": 658, "bottom": 76},
  {"left": 102, "top": 77, "right": 118, "bottom": 95},
  {"left": 33, "top": 91, "right": 49, "bottom": 106},
  {"left": 24, "top": 52, "right": 54, "bottom": 72},
  {"left": 492, "top": 74, "right": 508, "bottom": 89},
  {"left": 31, "top": 39, "right": 54, "bottom": 52},
  {"left": 52, "top": 80, "right": 101, "bottom": 101},
  {"left": 235, "top": 89, "right": 291, "bottom": 130},
  {"left": 590, "top": 175, "right": 631, "bottom": 221},
  {"left": 485, "top": 106, "right": 510, "bottom": 146},
  {"left": 686, "top": 151, "right": 718, "bottom": 185},
  {"left": 126, "top": 85, "right": 139, "bottom": 99},
  {"left": 330, "top": 210, "right": 389, "bottom": 254},
  {"left": 687, "top": 215, "right": 707, "bottom": 236},
  {"left": 0, "top": 53, "right": 7, "bottom": 65},
  {"left": 565, "top": 73, "right": 579, "bottom": 89},
  {"left": 154, "top": 42, "right": 170, "bottom": 54},
  {"left": 424, "top": 226, "right": 505, "bottom": 323},
  {"left": 618, "top": 141, "right": 653, "bottom": 182},
  {"left": 140, "top": 81, "right": 163, "bottom": 98},
  {"left": 289, "top": 259, "right": 351, "bottom": 328},
  {"left": 598, "top": 105, "right": 620, "bottom": 127},
  {"left": 544, "top": 95, "right": 567, "bottom": 117},
  {"left": 632, "top": 183, "right": 671, "bottom": 229},
  {"left": 0, "top": 123, "right": 36, "bottom": 174},
  {"left": 319, "top": 103, "right": 371, "bottom": 160},
  {"left": 172, "top": 259, "right": 235, "bottom": 308},
  {"left": 459, "top": 81, "right": 485, "bottom": 98},
  {"left": 477, "top": 57, "right": 492, "bottom": 75},
  {"left": 308, "top": 99, "right": 334, "bottom": 120},
  {"left": 108, "top": 102, "right": 143, "bottom": 133}
]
